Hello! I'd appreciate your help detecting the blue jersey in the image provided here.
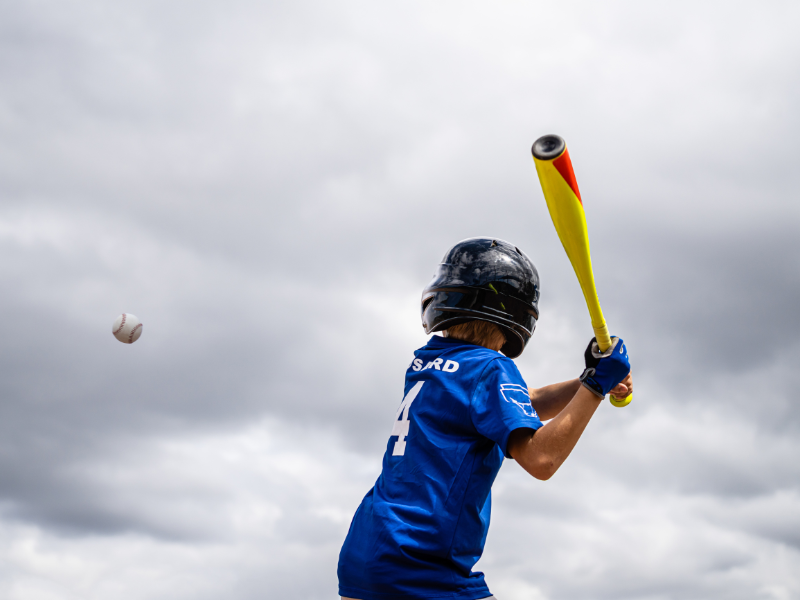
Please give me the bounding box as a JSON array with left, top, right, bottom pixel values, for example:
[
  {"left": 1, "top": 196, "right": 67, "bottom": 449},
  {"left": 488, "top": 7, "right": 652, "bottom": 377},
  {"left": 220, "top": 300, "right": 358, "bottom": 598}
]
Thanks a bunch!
[{"left": 338, "top": 335, "right": 544, "bottom": 600}]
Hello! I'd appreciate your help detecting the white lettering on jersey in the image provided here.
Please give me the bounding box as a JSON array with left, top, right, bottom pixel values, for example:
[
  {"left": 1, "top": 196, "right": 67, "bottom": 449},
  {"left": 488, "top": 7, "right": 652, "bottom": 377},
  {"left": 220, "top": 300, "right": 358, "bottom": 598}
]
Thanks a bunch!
[
  {"left": 499, "top": 383, "right": 538, "bottom": 418},
  {"left": 422, "top": 358, "right": 444, "bottom": 371},
  {"left": 443, "top": 360, "right": 459, "bottom": 372},
  {"left": 391, "top": 381, "right": 424, "bottom": 456},
  {"left": 411, "top": 358, "right": 459, "bottom": 373}
]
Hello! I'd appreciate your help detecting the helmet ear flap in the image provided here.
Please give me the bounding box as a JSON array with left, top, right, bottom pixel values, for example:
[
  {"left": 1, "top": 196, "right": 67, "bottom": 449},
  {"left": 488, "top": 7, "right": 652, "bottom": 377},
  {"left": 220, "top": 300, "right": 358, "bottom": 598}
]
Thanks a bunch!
[
  {"left": 421, "top": 293, "right": 435, "bottom": 314},
  {"left": 421, "top": 293, "right": 436, "bottom": 331}
]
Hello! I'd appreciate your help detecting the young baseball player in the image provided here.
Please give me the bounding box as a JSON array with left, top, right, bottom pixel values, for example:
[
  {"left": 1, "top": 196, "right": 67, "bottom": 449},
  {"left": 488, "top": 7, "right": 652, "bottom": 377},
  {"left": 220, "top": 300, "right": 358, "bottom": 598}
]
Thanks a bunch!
[{"left": 338, "top": 237, "right": 632, "bottom": 600}]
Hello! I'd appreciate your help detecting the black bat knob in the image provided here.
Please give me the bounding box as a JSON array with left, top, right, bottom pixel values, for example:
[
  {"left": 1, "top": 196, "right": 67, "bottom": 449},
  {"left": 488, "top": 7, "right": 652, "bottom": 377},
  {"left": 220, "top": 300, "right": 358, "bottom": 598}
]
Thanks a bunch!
[{"left": 531, "top": 134, "right": 566, "bottom": 160}]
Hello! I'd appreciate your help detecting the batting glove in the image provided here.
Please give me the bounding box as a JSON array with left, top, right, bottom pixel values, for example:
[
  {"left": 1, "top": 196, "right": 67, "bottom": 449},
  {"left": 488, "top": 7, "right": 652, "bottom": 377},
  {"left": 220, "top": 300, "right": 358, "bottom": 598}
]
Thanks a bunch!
[{"left": 579, "top": 336, "right": 630, "bottom": 398}]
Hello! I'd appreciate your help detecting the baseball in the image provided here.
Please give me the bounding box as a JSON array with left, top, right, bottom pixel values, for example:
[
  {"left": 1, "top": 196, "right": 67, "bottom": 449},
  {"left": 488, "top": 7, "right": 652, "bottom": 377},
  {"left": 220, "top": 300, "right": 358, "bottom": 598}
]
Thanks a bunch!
[{"left": 112, "top": 313, "right": 143, "bottom": 344}]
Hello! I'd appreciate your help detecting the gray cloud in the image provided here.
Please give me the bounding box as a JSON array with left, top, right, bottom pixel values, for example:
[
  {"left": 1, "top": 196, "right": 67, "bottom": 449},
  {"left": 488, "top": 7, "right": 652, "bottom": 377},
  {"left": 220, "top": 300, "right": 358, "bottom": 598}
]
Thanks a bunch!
[{"left": 0, "top": 0, "right": 799, "bottom": 598}]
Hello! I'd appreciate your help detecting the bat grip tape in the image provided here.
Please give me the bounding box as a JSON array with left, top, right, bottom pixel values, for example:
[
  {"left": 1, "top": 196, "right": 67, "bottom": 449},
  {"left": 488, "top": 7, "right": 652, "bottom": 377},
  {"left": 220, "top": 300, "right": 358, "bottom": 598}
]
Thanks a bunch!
[
  {"left": 593, "top": 322, "right": 612, "bottom": 353},
  {"left": 592, "top": 322, "right": 633, "bottom": 407}
]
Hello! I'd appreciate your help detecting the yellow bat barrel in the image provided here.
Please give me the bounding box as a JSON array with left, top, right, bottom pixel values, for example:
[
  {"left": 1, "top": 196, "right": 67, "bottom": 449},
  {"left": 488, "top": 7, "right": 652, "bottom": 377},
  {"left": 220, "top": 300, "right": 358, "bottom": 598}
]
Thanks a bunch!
[{"left": 531, "top": 135, "right": 631, "bottom": 408}]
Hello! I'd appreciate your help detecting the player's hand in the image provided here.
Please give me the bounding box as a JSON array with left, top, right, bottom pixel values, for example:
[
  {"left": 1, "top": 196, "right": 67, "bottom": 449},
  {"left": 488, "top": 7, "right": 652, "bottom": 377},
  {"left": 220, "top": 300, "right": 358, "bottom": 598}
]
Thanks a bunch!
[
  {"left": 579, "top": 336, "right": 631, "bottom": 398},
  {"left": 610, "top": 372, "right": 633, "bottom": 400}
]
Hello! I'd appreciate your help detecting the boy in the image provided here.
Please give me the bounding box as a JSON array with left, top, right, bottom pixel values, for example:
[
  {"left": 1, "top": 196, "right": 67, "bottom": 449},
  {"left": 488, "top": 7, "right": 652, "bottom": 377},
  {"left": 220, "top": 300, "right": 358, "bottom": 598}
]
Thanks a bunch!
[{"left": 338, "top": 237, "right": 632, "bottom": 600}]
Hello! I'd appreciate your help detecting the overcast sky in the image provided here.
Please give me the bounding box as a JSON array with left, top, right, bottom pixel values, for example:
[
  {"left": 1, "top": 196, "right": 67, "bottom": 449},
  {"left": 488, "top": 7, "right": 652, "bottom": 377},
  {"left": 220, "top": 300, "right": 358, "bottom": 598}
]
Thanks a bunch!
[{"left": 0, "top": 1, "right": 799, "bottom": 599}]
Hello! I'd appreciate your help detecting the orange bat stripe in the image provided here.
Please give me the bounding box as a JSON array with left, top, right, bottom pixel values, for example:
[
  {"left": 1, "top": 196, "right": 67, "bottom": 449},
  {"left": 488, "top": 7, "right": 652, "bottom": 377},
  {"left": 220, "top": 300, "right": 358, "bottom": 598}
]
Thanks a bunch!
[{"left": 553, "top": 149, "right": 582, "bottom": 204}]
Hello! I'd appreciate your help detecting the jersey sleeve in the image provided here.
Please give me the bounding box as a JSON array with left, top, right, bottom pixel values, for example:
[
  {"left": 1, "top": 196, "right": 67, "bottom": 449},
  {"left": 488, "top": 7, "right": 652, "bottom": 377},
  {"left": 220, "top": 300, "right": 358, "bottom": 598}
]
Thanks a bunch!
[{"left": 470, "top": 357, "right": 544, "bottom": 457}]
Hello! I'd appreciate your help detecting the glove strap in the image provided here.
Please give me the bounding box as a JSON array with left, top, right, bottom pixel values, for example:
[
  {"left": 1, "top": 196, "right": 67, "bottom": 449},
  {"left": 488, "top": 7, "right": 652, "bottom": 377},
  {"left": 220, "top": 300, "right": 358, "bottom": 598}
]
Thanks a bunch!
[{"left": 579, "top": 368, "right": 605, "bottom": 398}]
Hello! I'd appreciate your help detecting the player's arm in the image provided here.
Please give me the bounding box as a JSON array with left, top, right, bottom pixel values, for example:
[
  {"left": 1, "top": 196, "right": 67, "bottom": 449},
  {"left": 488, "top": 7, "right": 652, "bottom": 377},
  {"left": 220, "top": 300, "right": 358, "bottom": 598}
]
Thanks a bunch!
[
  {"left": 529, "top": 375, "right": 632, "bottom": 421},
  {"left": 509, "top": 386, "right": 603, "bottom": 480},
  {"left": 528, "top": 380, "right": 580, "bottom": 421},
  {"left": 509, "top": 337, "right": 631, "bottom": 480}
]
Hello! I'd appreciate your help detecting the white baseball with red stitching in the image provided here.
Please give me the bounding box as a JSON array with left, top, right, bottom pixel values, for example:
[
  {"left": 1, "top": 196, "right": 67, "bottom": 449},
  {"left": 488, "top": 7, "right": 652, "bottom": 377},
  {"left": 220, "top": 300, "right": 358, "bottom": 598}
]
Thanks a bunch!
[{"left": 112, "top": 313, "right": 143, "bottom": 344}]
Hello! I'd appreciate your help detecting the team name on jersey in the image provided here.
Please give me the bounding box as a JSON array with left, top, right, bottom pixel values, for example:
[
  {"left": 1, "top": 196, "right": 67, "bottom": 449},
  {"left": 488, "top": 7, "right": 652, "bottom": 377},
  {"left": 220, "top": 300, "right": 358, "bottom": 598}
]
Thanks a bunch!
[{"left": 408, "top": 358, "right": 460, "bottom": 373}]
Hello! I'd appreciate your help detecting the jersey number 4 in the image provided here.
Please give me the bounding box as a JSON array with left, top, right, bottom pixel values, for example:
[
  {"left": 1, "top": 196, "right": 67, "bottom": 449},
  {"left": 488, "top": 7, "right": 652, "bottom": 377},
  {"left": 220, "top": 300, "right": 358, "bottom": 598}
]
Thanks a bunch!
[{"left": 391, "top": 381, "right": 424, "bottom": 456}]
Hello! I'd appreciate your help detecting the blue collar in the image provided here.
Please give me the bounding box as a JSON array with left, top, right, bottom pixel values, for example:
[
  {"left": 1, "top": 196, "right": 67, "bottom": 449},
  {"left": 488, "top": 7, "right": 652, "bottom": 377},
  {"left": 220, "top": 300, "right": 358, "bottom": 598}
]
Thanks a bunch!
[{"left": 425, "top": 335, "right": 482, "bottom": 350}]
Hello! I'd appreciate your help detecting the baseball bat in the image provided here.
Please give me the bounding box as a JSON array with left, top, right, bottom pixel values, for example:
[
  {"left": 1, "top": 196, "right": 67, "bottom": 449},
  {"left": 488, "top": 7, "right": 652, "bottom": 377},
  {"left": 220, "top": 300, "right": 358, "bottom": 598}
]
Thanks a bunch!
[{"left": 531, "top": 134, "right": 631, "bottom": 407}]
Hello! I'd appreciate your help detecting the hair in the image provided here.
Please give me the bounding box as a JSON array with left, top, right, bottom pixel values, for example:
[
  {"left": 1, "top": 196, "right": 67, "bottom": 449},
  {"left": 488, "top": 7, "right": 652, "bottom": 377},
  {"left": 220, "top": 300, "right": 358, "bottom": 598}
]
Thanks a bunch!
[{"left": 443, "top": 320, "right": 506, "bottom": 352}]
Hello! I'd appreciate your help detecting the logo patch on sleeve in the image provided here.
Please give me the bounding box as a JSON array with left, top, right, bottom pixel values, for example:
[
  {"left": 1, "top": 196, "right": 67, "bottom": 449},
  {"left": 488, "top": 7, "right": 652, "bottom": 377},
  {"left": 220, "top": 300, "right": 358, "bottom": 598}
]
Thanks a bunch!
[{"left": 500, "top": 383, "right": 538, "bottom": 418}]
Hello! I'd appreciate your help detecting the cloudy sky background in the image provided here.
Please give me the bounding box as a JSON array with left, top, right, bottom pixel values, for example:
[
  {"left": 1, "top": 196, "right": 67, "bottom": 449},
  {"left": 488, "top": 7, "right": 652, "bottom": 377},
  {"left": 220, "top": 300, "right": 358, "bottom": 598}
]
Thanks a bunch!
[{"left": 0, "top": 1, "right": 799, "bottom": 598}]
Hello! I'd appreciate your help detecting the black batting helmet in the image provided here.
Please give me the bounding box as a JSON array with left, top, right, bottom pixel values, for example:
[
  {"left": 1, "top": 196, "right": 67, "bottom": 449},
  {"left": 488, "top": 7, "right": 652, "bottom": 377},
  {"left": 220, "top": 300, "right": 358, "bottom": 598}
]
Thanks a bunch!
[{"left": 421, "top": 237, "right": 540, "bottom": 358}]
